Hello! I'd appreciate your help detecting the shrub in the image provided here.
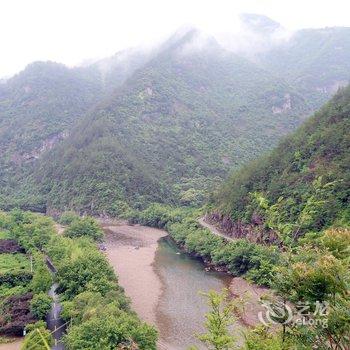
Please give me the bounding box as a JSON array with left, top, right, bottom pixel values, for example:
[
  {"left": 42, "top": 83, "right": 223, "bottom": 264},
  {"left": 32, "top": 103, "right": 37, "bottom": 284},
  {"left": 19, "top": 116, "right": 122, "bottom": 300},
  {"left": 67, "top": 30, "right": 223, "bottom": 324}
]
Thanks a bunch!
[
  {"left": 56, "top": 250, "right": 116, "bottom": 299},
  {"left": 30, "top": 293, "right": 52, "bottom": 320},
  {"left": 65, "top": 217, "right": 103, "bottom": 241},
  {"left": 64, "top": 305, "right": 157, "bottom": 350},
  {"left": 21, "top": 322, "right": 53, "bottom": 350},
  {"left": 59, "top": 211, "right": 79, "bottom": 225}
]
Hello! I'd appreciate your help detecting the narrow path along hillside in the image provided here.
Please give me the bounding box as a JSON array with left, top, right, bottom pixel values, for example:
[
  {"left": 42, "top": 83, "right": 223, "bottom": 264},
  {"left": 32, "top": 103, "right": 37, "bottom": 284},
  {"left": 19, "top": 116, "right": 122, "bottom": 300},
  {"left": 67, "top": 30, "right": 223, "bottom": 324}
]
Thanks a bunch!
[
  {"left": 198, "top": 216, "right": 275, "bottom": 327},
  {"left": 198, "top": 217, "right": 234, "bottom": 242}
]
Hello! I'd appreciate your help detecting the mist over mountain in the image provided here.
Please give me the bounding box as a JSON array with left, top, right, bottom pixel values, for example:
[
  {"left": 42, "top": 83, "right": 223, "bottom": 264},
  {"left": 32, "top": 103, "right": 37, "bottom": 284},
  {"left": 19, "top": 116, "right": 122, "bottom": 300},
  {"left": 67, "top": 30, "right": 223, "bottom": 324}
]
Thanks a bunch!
[{"left": 0, "top": 16, "right": 349, "bottom": 215}]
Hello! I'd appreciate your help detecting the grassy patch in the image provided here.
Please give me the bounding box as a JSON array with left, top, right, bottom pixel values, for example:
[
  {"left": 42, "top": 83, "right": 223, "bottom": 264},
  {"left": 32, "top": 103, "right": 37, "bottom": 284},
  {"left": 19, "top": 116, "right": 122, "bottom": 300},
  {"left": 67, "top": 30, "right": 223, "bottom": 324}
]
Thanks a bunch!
[
  {"left": 0, "top": 231, "right": 11, "bottom": 239},
  {"left": 0, "top": 253, "right": 29, "bottom": 274},
  {"left": 0, "top": 285, "right": 28, "bottom": 298}
]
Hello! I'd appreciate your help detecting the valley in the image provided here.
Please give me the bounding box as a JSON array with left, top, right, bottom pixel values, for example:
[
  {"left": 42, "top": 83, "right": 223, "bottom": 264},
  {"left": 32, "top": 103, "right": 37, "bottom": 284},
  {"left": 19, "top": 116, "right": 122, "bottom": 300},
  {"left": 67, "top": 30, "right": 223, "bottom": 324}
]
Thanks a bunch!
[
  {"left": 0, "top": 8, "right": 349, "bottom": 350},
  {"left": 103, "top": 221, "right": 251, "bottom": 350}
]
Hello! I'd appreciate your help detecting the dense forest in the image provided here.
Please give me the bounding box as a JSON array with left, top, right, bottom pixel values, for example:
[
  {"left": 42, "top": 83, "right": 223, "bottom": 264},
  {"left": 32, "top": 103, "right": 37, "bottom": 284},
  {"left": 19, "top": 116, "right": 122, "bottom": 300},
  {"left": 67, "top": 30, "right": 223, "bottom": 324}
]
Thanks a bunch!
[
  {"left": 211, "top": 85, "right": 350, "bottom": 244},
  {"left": 258, "top": 26, "right": 350, "bottom": 107},
  {"left": 0, "top": 13, "right": 349, "bottom": 350},
  {"left": 35, "top": 29, "right": 309, "bottom": 214},
  {"left": 128, "top": 86, "right": 350, "bottom": 349},
  {"left": 0, "top": 210, "right": 157, "bottom": 349},
  {"left": 0, "top": 19, "right": 349, "bottom": 214}
]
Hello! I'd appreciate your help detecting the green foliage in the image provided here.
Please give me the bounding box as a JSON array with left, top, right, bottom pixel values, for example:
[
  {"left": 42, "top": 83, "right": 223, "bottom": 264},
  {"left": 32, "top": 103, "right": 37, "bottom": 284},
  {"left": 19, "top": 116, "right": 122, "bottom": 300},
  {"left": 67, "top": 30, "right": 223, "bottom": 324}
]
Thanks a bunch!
[
  {"left": 0, "top": 231, "right": 11, "bottom": 239},
  {"left": 0, "top": 253, "right": 29, "bottom": 274},
  {"left": 30, "top": 258, "right": 52, "bottom": 294},
  {"left": 64, "top": 303, "right": 157, "bottom": 350},
  {"left": 272, "top": 233, "right": 350, "bottom": 349},
  {"left": 212, "top": 240, "right": 279, "bottom": 285},
  {"left": 49, "top": 234, "right": 157, "bottom": 348},
  {"left": 259, "top": 27, "right": 350, "bottom": 107},
  {"left": 64, "top": 216, "right": 103, "bottom": 241},
  {"left": 30, "top": 293, "right": 52, "bottom": 320},
  {"left": 215, "top": 85, "right": 350, "bottom": 240},
  {"left": 242, "top": 326, "right": 290, "bottom": 350},
  {"left": 194, "top": 290, "right": 237, "bottom": 350},
  {"left": 21, "top": 323, "right": 53, "bottom": 350},
  {"left": 0, "top": 210, "right": 157, "bottom": 348},
  {"left": 32, "top": 32, "right": 309, "bottom": 214},
  {"left": 169, "top": 219, "right": 279, "bottom": 286},
  {"left": 321, "top": 227, "right": 350, "bottom": 260},
  {"left": 134, "top": 206, "right": 281, "bottom": 287},
  {"left": 58, "top": 211, "right": 79, "bottom": 225},
  {"left": 9, "top": 211, "right": 56, "bottom": 252},
  {"left": 128, "top": 204, "right": 192, "bottom": 229},
  {"left": 0, "top": 61, "right": 104, "bottom": 212}
]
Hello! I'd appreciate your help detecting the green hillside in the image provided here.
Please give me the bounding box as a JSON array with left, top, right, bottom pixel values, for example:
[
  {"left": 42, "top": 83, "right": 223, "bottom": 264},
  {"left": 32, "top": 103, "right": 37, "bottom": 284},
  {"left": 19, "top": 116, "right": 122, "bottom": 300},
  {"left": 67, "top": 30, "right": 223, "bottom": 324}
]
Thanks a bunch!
[
  {"left": 259, "top": 27, "right": 350, "bottom": 107},
  {"left": 1, "top": 25, "right": 350, "bottom": 216},
  {"left": 34, "top": 31, "right": 309, "bottom": 215},
  {"left": 212, "top": 85, "right": 350, "bottom": 244},
  {"left": 0, "top": 62, "right": 104, "bottom": 210}
]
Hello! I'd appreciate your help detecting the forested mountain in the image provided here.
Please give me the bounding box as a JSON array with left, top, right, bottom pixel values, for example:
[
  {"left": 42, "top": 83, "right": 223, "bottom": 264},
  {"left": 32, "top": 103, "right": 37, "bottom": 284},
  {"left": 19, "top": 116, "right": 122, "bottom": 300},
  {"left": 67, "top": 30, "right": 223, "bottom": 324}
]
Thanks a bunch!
[
  {"left": 34, "top": 30, "right": 309, "bottom": 215},
  {"left": 0, "top": 62, "right": 105, "bottom": 210},
  {"left": 257, "top": 26, "right": 350, "bottom": 107},
  {"left": 0, "top": 51, "right": 153, "bottom": 210},
  {"left": 0, "top": 19, "right": 350, "bottom": 216},
  {"left": 211, "top": 85, "right": 350, "bottom": 243}
]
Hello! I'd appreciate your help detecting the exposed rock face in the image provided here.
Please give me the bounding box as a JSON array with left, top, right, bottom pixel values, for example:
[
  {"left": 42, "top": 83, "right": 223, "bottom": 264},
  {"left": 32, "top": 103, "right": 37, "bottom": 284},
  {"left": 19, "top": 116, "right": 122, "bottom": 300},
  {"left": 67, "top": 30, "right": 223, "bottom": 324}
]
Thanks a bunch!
[
  {"left": 10, "top": 131, "right": 68, "bottom": 164},
  {"left": 205, "top": 211, "right": 279, "bottom": 244},
  {"left": 272, "top": 93, "right": 292, "bottom": 114},
  {"left": 316, "top": 80, "right": 348, "bottom": 94}
]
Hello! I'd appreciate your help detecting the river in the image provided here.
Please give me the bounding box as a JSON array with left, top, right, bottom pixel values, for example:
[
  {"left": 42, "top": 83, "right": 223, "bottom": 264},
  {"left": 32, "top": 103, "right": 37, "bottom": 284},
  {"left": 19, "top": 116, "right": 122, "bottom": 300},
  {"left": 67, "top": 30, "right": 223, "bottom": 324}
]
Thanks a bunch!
[{"left": 103, "top": 222, "right": 236, "bottom": 349}]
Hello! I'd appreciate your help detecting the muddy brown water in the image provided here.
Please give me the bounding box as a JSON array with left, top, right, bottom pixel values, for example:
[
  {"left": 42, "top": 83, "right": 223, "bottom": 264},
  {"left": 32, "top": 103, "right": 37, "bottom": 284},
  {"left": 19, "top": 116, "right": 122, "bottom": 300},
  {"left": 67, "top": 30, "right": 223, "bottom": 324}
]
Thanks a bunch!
[{"left": 103, "top": 222, "right": 237, "bottom": 350}]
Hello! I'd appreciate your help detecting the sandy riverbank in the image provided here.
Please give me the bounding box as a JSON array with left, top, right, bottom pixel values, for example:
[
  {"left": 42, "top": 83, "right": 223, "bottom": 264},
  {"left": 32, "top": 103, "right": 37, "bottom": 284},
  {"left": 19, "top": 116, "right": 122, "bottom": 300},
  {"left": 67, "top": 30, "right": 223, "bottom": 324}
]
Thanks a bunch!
[
  {"left": 230, "top": 277, "right": 273, "bottom": 327},
  {"left": 103, "top": 222, "right": 167, "bottom": 325},
  {"left": 0, "top": 339, "right": 22, "bottom": 350}
]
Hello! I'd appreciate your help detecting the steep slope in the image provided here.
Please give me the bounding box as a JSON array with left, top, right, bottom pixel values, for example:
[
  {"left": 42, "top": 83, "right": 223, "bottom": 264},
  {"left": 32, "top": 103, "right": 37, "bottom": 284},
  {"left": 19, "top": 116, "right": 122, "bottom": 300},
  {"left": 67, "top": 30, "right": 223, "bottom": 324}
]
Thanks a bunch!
[
  {"left": 0, "top": 50, "right": 153, "bottom": 211},
  {"left": 0, "top": 61, "right": 103, "bottom": 210},
  {"left": 211, "top": 85, "right": 350, "bottom": 243},
  {"left": 258, "top": 27, "right": 350, "bottom": 107},
  {"left": 0, "top": 62, "right": 102, "bottom": 161},
  {"left": 35, "top": 31, "right": 309, "bottom": 215},
  {"left": 90, "top": 47, "right": 153, "bottom": 95}
]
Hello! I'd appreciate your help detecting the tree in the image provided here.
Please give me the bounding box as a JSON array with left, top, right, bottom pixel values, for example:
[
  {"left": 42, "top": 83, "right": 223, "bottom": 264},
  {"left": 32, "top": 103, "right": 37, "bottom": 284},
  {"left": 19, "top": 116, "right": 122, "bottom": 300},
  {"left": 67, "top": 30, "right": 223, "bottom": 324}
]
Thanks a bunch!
[
  {"left": 64, "top": 304, "right": 157, "bottom": 350},
  {"left": 190, "top": 289, "right": 238, "bottom": 350},
  {"left": 59, "top": 211, "right": 79, "bottom": 225},
  {"left": 30, "top": 293, "right": 52, "bottom": 320},
  {"left": 21, "top": 322, "right": 53, "bottom": 350},
  {"left": 242, "top": 326, "right": 290, "bottom": 350},
  {"left": 30, "top": 253, "right": 52, "bottom": 293},
  {"left": 321, "top": 227, "right": 350, "bottom": 260},
  {"left": 65, "top": 217, "right": 103, "bottom": 241},
  {"left": 56, "top": 250, "right": 116, "bottom": 299}
]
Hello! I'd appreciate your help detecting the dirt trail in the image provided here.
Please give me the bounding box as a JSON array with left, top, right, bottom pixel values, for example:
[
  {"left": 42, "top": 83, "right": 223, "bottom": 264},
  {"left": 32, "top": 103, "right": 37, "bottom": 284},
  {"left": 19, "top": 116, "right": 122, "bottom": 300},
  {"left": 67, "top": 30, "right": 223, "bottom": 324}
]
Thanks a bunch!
[
  {"left": 198, "top": 217, "right": 274, "bottom": 327},
  {"left": 198, "top": 217, "right": 234, "bottom": 242},
  {"left": 54, "top": 223, "right": 65, "bottom": 235}
]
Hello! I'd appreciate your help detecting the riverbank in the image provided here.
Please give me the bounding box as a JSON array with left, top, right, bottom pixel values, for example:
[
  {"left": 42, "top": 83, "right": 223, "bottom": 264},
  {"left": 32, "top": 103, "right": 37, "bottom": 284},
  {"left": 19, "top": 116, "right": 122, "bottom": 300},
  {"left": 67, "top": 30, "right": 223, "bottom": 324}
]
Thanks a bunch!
[
  {"left": 166, "top": 234, "right": 274, "bottom": 328},
  {"left": 103, "top": 221, "right": 167, "bottom": 325},
  {"left": 0, "top": 338, "right": 22, "bottom": 350},
  {"left": 198, "top": 217, "right": 274, "bottom": 327},
  {"left": 102, "top": 219, "right": 275, "bottom": 349}
]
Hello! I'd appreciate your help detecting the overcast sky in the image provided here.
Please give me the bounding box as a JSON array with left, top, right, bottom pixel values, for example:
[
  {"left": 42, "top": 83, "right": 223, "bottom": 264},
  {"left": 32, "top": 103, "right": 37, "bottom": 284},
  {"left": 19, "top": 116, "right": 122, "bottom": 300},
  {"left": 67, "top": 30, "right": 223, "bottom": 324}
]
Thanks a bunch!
[{"left": 1, "top": 0, "right": 350, "bottom": 77}]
